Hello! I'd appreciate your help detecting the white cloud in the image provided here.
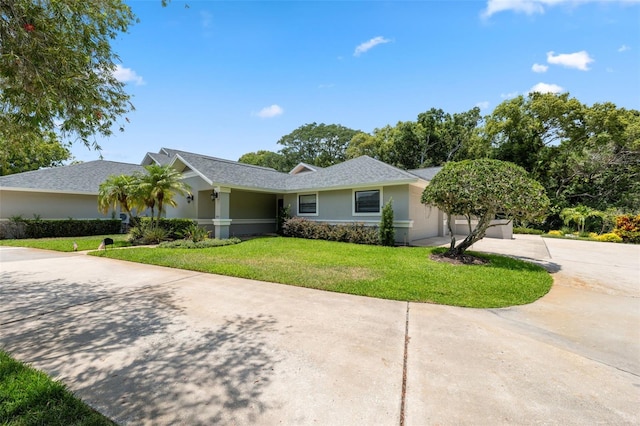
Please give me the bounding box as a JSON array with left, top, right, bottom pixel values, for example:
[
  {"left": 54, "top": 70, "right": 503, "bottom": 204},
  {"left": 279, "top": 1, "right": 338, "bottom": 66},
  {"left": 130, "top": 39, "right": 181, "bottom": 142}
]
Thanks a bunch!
[
  {"left": 475, "top": 101, "right": 491, "bottom": 110},
  {"left": 547, "top": 50, "right": 594, "bottom": 70},
  {"left": 482, "top": 0, "right": 640, "bottom": 18},
  {"left": 255, "top": 104, "right": 283, "bottom": 118},
  {"left": 529, "top": 82, "right": 564, "bottom": 94},
  {"left": 500, "top": 91, "right": 519, "bottom": 99},
  {"left": 354, "top": 36, "right": 391, "bottom": 57},
  {"left": 200, "top": 11, "right": 212, "bottom": 28},
  {"left": 532, "top": 63, "right": 549, "bottom": 73},
  {"left": 618, "top": 44, "right": 630, "bottom": 52},
  {"left": 482, "top": 0, "right": 545, "bottom": 18},
  {"left": 113, "top": 65, "right": 145, "bottom": 85}
]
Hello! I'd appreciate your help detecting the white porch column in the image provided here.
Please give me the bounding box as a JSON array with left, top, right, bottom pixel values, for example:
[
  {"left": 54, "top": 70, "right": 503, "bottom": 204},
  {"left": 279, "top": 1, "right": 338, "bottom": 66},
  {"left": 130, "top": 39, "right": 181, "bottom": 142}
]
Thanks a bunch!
[{"left": 213, "top": 187, "right": 231, "bottom": 239}]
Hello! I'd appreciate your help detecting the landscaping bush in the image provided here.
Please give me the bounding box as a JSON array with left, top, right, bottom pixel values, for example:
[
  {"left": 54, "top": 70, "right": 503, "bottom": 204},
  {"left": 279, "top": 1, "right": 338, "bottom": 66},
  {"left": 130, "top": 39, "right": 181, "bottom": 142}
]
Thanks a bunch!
[
  {"left": 595, "top": 233, "right": 623, "bottom": 243},
  {"left": 2, "top": 219, "right": 122, "bottom": 239},
  {"left": 547, "top": 230, "right": 563, "bottom": 236},
  {"left": 379, "top": 199, "right": 395, "bottom": 246},
  {"left": 158, "top": 237, "right": 242, "bottom": 249},
  {"left": 282, "top": 217, "right": 379, "bottom": 245},
  {"left": 134, "top": 218, "right": 196, "bottom": 239},
  {"left": 514, "top": 227, "right": 544, "bottom": 235},
  {"left": 177, "top": 223, "right": 209, "bottom": 242},
  {"left": 613, "top": 214, "right": 640, "bottom": 243}
]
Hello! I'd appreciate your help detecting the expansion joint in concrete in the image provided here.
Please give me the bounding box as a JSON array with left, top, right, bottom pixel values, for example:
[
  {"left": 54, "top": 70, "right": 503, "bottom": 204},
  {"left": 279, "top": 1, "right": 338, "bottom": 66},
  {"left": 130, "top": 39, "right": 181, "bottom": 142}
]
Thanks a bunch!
[{"left": 400, "top": 301, "right": 410, "bottom": 426}]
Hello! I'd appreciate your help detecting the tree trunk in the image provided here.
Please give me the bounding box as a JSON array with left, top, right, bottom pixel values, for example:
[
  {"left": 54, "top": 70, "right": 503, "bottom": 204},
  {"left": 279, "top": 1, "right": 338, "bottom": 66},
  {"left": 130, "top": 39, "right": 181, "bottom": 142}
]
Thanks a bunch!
[
  {"left": 446, "top": 213, "right": 456, "bottom": 251},
  {"left": 447, "top": 212, "right": 495, "bottom": 258}
]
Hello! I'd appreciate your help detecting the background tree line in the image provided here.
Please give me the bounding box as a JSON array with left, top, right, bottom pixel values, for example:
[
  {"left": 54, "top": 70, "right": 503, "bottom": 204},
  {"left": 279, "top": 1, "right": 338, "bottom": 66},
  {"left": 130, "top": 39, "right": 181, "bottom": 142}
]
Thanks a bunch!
[{"left": 239, "top": 93, "right": 639, "bottom": 227}]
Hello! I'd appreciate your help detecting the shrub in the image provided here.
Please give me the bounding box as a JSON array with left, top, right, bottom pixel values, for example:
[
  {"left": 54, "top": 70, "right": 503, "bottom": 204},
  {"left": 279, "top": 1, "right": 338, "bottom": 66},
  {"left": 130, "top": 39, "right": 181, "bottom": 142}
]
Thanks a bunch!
[
  {"left": 514, "top": 227, "right": 544, "bottom": 235},
  {"left": 379, "top": 199, "right": 395, "bottom": 246},
  {"left": 158, "top": 237, "right": 242, "bottom": 249},
  {"left": 2, "top": 219, "right": 121, "bottom": 239},
  {"left": 276, "top": 204, "right": 291, "bottom": 235},
  {"left": 547, "top": 230, "right": 563, "bottom": 236},
  {"left": 177, "top": 223, "right": 209, "bottom": 242},
  {"left": 142, "top": 227, "right": 169, "bottom": 244},
  {"left": 134, "top": 218, "right": 196, "bottom": 239},
  {"left": 282, "top": 217, "right": 379, "bottom": 245},
  {"left": 595, "top": 233, "right": 623, "bottom": 243},
  {"left": 128, "top": 221, "right": 170, "bottom": 244},
  {"left": 560, "top": 226, "right": 574, "bottom": 236},
  {"left": 613, "top": 214, "right": 640, "bottom": 243}
]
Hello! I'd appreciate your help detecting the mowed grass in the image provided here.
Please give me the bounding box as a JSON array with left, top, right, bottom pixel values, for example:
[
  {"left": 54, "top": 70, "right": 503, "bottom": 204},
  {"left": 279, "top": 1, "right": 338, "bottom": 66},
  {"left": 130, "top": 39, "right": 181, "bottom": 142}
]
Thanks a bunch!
[
  {"left": 0, "top": 350, "right": 115, "bottom": 425},
  {"left": 0, "top": 234, "right": 129, "bottom": 252},
  {"left": 92, "top": 236, "right": 552, "bottom": 308}
]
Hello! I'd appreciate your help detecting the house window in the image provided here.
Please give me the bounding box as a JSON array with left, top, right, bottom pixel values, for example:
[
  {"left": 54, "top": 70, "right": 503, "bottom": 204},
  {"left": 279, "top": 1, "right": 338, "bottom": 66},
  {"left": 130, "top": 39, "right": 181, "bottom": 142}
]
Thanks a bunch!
[
  {"left": 298, "top": 194, "right": 317, "bottom": 215},
  {"left": 354, "top": 189, "right": 381, "bottom": 214}
]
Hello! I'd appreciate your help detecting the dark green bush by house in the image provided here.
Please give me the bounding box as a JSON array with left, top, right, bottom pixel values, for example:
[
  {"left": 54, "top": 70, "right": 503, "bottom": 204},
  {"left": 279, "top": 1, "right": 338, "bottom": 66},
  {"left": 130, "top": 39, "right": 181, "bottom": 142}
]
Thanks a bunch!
[
  {"left": 282, "top": 217, "right": 378, "bottom": 245},
  {"left": 5, "top": 219, "right": 122, "bottom": 239},
  {"left": 379, "top": 199, "right": 395, "bottom": 246}
]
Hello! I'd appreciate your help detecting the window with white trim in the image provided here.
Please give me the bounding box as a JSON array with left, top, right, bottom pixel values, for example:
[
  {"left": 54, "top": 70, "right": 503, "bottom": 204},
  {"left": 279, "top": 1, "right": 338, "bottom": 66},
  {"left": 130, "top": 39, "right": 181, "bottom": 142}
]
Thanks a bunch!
[
  {"left": 354, "top": 189, "right": 381, "bottom": 214},
  {"left": 298, "top": 193, "right": 317, "bottom": 215}
]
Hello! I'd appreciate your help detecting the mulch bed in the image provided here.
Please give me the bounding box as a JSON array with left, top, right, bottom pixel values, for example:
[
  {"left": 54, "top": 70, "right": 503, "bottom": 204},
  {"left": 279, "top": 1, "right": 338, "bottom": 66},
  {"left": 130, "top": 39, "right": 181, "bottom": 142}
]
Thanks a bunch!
[{"left": 429, "top": 252, "right": 489, "bottom": 265}]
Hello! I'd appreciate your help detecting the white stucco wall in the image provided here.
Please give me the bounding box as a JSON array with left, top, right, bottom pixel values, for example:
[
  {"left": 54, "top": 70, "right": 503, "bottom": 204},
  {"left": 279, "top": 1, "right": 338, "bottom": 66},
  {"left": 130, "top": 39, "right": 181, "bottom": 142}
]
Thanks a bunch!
[{"left": 0, "top": 190, "right": 110, "bottom": 220}]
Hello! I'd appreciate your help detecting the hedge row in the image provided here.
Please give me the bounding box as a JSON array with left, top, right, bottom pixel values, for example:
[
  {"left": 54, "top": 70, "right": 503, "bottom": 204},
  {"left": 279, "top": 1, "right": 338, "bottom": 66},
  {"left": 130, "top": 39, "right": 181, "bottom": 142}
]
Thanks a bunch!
[
  {"left": 282, "top": 217, "right": 379, "bottom": 245},
  {"left": 1, "top": 219, "right": 122, "bottom": 239}
]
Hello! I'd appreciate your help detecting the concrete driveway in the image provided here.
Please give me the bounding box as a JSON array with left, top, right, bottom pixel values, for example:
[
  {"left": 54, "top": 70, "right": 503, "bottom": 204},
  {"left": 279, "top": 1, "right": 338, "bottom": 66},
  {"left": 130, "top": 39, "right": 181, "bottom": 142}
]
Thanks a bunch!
[{"left": 0, "top": 236, "right": 638, "bottom": 425}]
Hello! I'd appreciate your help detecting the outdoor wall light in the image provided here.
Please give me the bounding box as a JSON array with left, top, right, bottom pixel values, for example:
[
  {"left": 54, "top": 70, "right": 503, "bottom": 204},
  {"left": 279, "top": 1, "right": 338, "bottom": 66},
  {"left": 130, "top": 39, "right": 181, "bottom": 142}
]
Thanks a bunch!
[
  {"left": 210, "top": 189, "right": 219, "bottom": 201},
  {"left": 186, "top": 193, "right": 194, "bottom": 203}
]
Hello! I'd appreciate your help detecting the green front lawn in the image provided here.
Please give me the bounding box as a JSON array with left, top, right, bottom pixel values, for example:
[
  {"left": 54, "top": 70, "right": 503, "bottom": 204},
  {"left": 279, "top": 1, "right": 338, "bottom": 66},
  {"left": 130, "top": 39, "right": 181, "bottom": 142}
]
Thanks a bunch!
[
  {"left": 0, "top": 234, "right": 129, "bottom": 252},
  {"left": 0, "top": 350, "right": 114, "bottom": 425},
  {"left": 92, "top": 236, "right": 552, "bottom": 308}
]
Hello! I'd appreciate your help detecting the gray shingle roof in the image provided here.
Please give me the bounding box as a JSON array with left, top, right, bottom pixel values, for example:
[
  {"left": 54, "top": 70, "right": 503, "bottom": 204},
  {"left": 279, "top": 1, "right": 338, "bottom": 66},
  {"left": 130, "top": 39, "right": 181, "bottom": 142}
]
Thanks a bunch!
[
  {"left": 408, "top": 167, "right": 442, "bottom": 181},
  {"left": 167, "top": 150, "right": 425, "bottom": 192},
  {"left": 1, "top": 148, "right": 434, "bottom": 196},
  {"left": 172, "top": 151, "right": 287, "bottom": 191},
  {"left": 285, "top": 156, "right": 421, "bottom": 191},
  {"left": 0, "top": 161, "right": 145, "bottom": 194}
]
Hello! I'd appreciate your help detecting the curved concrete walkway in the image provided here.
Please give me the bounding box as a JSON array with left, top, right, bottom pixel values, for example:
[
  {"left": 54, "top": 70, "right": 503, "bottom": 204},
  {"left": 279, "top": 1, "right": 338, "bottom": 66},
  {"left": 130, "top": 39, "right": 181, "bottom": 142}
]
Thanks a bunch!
[{"left": 0, "top": 236, "right": 638, "bottom": 425}]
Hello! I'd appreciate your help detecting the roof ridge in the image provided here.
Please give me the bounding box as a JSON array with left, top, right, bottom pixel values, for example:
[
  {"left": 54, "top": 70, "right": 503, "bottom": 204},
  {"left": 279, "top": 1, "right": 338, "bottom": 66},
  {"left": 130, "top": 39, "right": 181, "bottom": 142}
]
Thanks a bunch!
[{"left": 174, "top": 150, "right": 284, "bottom": 173}]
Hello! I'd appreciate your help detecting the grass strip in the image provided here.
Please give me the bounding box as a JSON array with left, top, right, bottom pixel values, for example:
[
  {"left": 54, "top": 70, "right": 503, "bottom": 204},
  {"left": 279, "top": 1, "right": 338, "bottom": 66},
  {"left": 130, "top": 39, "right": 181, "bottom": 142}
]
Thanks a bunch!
[
  {"left": 0, "top": 350, "right": 114, "bottom": 425},
  {"left": 0, "top": 235, "right": 129, "bottom": 252}
]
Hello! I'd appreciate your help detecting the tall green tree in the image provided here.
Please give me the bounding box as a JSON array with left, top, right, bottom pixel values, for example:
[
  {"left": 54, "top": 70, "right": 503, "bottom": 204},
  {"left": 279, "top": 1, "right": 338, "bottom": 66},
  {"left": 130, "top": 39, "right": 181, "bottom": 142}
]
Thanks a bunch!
[
  {"left": 277, "top": 122, "right": 359, "bottom": 169},
  {"left": 0, "top": 131, "right": 71, "bottom": 175},
  {"left": 0, "top": 0, "right": 136, "bottom": 153},
  {"left": 421, "top": 159, "right": 549, "bottom": 257},
  {"left": 134, "top": 164, "right": 190, "bottom": 227},
  {"left": 346, "top": 126, "right": 394, "bottom": 162},
  {"left": 238, "top": 150, "right": 287, "bottom": 172}
]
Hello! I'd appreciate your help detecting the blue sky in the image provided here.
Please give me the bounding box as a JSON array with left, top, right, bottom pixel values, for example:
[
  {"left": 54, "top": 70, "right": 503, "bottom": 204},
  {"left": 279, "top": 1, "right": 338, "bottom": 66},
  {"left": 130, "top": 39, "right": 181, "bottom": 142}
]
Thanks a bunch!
[{"left": 73, "top": 0, "right": 640, "bottom": 164}]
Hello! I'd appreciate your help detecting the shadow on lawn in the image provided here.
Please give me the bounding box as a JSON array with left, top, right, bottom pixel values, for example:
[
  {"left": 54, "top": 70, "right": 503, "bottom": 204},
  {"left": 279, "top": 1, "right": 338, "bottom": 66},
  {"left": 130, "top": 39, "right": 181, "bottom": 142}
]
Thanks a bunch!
[{"left": 0, "top": 270, "right": 281, "bottom": 424}]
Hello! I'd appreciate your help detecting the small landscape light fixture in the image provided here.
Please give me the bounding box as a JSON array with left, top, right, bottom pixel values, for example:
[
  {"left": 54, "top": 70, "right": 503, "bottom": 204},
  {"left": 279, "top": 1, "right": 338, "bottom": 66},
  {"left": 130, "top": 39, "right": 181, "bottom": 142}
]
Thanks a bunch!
[
  {"left": 210, "top": 189, "right": 219, "bottom": 201},
  {"left": 186, "top": 193, "right": 194, "bottom": 203}
]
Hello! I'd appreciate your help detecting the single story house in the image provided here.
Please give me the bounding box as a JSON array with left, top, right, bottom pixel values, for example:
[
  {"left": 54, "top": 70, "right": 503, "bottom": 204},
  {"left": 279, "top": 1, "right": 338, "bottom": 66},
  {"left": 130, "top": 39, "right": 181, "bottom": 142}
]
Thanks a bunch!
[{"left": 0, "top": 147, "right": 511, "bottom": 243}]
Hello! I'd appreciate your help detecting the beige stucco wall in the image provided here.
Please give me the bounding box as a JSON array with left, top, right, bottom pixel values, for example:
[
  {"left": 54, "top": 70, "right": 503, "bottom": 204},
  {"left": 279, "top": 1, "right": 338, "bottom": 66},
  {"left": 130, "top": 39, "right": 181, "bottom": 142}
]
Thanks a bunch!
[
  {"left": 0, "top": 190, "right": 110, "bottom": 220},
  {"left": 407, "top": 185, "right": 442, "bottom": 242}
]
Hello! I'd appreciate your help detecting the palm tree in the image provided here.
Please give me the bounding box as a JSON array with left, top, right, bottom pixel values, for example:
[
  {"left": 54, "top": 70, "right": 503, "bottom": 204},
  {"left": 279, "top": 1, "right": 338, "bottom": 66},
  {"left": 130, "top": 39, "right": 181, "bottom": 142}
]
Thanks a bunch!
[
  {"left": 136, "top": 164, "right": 190, "bottom": 227},
  {"left": 97, "top": 174, "right": 136, "bottom": 222}
]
